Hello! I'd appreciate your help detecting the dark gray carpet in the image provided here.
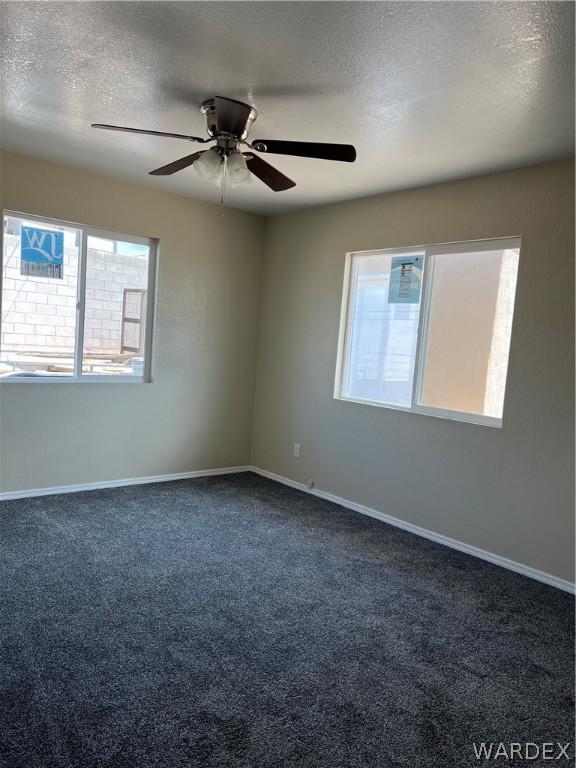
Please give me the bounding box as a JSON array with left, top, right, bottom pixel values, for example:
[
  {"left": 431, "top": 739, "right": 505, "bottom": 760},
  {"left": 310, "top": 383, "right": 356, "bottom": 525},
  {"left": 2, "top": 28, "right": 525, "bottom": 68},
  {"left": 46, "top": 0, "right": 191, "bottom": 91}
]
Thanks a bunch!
[{"left": 0, "top": 472, "right": 573, "bottom": 768}]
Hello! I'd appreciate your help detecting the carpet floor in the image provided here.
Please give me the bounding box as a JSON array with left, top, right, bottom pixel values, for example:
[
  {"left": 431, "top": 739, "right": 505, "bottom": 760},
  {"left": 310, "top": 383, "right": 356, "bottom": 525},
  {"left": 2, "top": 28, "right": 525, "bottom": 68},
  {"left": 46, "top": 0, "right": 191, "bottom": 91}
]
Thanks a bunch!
[{"left": 0, "top": 472, "right": 573, "bottom": 767}]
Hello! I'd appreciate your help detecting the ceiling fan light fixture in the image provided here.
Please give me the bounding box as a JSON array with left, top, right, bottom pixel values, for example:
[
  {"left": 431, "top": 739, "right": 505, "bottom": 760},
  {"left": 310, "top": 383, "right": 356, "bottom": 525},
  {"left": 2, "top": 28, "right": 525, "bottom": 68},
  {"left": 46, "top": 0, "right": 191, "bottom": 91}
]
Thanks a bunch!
[
  {"left": 227, "top": 152, "right": 252, "bottom": 185},
  {"left": 194, "top": 147, "right": 223, "bottom": 183},
  {"left": 93, "top": 95, "right": 356, "bottom": 193}
]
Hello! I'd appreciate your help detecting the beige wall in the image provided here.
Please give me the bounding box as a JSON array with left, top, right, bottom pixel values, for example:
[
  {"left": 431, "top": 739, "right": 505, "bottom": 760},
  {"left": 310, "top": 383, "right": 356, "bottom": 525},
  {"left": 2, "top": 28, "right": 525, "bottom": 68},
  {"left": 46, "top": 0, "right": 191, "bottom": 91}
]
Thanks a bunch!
[
  {"left": 0, "top": 151, "right": 265, "bottom": 490},
  {"left": 251, "top": 160, "right": 575, "bottom": 583},
  {"left": 1, "top": 152, "right": 573, "bottom": 584}
]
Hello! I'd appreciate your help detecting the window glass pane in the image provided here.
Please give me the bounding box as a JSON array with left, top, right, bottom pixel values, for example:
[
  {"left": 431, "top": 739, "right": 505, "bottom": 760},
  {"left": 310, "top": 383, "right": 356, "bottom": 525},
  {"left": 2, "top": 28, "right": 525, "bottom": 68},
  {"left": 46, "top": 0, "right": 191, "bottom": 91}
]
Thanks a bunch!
[
  {"left": 1, "top": 214, "right": 80, "bottom": 378},
  {"left": 419, "top": 245, "right": 519, "bottom": 418},
  {"left": 343, "top": 251, "right": 424, "bottom": 407},
  {"left": 82, "top": 235, "right": 150, "bottom": 376}
]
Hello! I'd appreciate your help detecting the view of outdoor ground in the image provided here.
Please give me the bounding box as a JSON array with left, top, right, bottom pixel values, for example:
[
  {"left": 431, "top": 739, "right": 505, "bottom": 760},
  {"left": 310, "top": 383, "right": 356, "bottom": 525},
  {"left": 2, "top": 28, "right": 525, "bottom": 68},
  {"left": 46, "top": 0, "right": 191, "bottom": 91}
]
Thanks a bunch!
[{"left": 1, "top": 215, "right": 149, "bottom": 378}]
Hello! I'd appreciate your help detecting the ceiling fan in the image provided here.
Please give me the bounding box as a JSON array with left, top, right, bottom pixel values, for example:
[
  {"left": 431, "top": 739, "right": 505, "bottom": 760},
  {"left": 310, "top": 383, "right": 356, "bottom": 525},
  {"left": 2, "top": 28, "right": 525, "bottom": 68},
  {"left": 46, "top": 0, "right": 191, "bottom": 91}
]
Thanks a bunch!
[{"left": 92, "top": 96, "right": 356, "bottom": 192}]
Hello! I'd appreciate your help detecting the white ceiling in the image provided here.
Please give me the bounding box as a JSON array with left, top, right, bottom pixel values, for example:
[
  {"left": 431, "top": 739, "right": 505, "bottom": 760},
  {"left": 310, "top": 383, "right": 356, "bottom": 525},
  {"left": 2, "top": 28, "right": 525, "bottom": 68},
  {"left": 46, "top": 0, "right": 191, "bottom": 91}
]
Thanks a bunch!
[{"left": 1, "top": 2, "right": 574, "bottom": 215}]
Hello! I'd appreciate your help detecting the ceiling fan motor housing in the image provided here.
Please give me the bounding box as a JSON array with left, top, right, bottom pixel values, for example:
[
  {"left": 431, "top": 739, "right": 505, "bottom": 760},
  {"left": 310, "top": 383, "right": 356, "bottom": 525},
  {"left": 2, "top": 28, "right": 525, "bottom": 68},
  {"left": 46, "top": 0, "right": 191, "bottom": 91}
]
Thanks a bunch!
[
  {"left": 93, "top": 95, "right": 355, "bottom": 190},
  {"left": 200, "top": 98, "right": 258, "bottom": 142}
]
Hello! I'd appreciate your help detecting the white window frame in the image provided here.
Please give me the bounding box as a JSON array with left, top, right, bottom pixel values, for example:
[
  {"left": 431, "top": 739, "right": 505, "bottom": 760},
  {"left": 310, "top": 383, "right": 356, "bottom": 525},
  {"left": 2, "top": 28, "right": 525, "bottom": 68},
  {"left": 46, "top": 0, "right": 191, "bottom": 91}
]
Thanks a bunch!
[
  {"left": 1, "top": 210, "right": 158, "bottom": 383},
  {"left": 334, "top": 236, "right": 521, "bottom": 428}
]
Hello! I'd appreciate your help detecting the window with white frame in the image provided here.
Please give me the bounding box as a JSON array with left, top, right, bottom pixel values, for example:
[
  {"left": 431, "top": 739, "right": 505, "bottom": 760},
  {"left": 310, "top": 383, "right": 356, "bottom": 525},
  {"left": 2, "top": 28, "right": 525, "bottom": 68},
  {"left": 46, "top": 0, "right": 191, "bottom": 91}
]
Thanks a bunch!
[
  {"left": 335, "top": 238, "right": 520, "bottom": 426},
  {"left": 1, "top": 211, "right": 157, "bottom": 381}
]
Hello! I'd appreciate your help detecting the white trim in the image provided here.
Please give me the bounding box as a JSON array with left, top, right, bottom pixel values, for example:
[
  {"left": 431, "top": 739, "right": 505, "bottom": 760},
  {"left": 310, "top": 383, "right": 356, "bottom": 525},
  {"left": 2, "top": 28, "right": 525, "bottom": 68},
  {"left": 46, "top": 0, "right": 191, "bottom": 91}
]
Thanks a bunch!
[
  {"left": 3, "top": 209, "right": 83, "bottom": 232},
  {"left": 412, "top": 403, "right": 501, "bottom": 428},
  {"left": 3, "top": 209, "right": 159, "bottom": 244},
  {"left": 0, "top": 466, "right": 251, "bottom": 501},
  {"left": 1, "top": 210, "right": 158, "bottom": 384},
  {"left": 84, "top": 226, "right": 152, "bottom": 248},
  {"left": 345, "top": 235, "right": 522, "bottom": 260},
  {"left": 74, "top": 226, "right": 87, "bottom": 378},
  {"left": 144, "top": 239, "right": 158, "bottom": 383},
  {"left": 249, "top": 466, "right": 575, "bottom": 594},
  {"left": 0, "top": 375, "right": 146, "bottom": 383},
  {"left": 410, "top": 250, "right": 429, "bottom": 407},
  {"left": 334, "top": 394, "right": 502, "bottom": 428},
  {"left": 333, "top": 251, "right": 353, "bottom": 399},
  {"left": 426, "top": 237, "right": 521, "bottom": 257},
  {"left": 1, "top": 463, "right": 571, "bottom": 594},
  {"left": 334, "top": 237, "right": 521, "bottom": 429}
]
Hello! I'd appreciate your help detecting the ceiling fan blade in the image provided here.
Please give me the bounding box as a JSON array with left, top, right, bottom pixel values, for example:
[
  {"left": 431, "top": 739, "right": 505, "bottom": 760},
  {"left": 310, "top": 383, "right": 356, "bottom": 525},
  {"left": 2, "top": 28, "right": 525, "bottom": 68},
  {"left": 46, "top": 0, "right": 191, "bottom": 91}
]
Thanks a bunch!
[
  {"left": 92, "top": 124, "right": 207, "bottom": 143},
  {"left": 244, "top": 154, "right": 296, "bottom": 192},
  {"left": 214, "top": 96, "right": 254, "bottom": 137},
  {"left": 252, "top": 139, "right": 356, "bottom": 162},
  {"left": 149, "top": 151, "right": 206, "bottom": 176}
]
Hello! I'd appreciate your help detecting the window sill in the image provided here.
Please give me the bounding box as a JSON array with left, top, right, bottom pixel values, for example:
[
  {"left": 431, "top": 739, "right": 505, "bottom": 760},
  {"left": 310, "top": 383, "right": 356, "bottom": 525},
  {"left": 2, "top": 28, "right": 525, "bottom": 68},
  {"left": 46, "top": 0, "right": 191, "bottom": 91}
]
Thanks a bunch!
[
  {"left": 0, "top": 376, "right": 150, "bottom": 384},
  {"left": 333, "top": 394, "right": 502, "bottom": 429}
]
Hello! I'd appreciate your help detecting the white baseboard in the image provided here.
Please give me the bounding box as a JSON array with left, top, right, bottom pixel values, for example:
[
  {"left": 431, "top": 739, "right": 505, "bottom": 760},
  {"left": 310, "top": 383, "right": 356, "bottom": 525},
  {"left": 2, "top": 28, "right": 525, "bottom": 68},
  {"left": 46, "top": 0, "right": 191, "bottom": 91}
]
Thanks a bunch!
[
  {"left": 249, "top": 466, "right": 575, "bottom": 594},
  {"left": 0, "top": 466, "right": 251, "bottom": 501},
  {"left": 1, "top": 463, "right": 572, "bottom": 594}
]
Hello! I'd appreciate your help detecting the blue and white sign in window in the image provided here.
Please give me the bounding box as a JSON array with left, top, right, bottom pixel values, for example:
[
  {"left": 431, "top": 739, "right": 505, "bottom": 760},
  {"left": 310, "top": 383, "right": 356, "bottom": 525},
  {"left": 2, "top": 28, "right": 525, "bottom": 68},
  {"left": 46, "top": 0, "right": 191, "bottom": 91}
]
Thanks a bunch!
[
  {"left": 388, "top": 254, "right": 423, "bottom": 304},
  {"left": 21, "top": 226, "right": 64, "bottom": 279}
]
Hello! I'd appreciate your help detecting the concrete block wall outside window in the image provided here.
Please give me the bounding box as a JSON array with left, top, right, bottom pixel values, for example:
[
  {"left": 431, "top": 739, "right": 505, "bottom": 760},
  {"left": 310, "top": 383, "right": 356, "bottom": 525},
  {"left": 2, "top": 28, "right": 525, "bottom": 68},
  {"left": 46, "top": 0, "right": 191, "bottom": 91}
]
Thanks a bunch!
[
  {"left": 1, "top": 211, "right": 156, "bottom": 380},
  {"left": 2, "top": 234, "right": 147, "bottom": 356}
]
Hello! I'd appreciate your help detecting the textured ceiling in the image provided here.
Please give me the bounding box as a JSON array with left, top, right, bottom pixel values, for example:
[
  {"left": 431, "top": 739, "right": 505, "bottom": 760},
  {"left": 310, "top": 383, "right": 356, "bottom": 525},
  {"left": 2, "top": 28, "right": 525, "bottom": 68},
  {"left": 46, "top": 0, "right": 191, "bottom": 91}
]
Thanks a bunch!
[{"left": 1, "top": 1, "right": 574, "bottom": 214}]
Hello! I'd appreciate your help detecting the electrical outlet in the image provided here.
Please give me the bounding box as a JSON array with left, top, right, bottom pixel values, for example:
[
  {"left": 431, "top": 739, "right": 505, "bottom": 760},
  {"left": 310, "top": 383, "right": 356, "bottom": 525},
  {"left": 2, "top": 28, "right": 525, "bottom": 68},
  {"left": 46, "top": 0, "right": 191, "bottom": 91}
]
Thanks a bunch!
[{"left": 293, "top": 442, "right": 301, "bottom": 458}]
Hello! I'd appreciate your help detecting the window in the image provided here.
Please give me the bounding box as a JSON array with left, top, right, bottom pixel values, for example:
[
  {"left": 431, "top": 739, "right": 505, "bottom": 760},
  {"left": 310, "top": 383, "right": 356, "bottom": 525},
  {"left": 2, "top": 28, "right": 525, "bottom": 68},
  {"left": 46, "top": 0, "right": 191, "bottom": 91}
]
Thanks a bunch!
[
  {"left": 335, "top": 238, "right": 520, "bottom": 426},
  {"left": 1, "top": 211, "right": 157, "bottom": 381}
]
